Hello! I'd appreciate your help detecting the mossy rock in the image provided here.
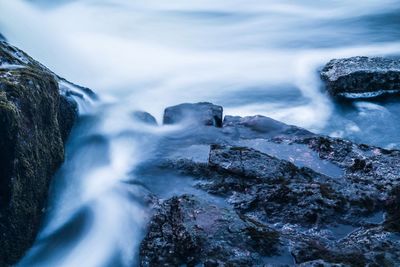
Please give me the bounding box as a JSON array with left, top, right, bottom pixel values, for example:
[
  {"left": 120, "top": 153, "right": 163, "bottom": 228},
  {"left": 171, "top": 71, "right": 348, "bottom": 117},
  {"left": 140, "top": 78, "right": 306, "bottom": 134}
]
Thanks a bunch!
[{"left": 0, "top": 44, "right": 78, "bottom": 265}]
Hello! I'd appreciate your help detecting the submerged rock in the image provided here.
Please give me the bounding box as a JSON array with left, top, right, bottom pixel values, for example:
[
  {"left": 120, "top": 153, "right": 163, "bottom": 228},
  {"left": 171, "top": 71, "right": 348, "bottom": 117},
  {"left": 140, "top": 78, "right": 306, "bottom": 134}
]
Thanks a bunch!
[
  {"left": 222, "top": 115, "right": 313, "bottom": 141},
  {"left": 320, "top": 56, "right": 400, "bottom": 98},
  {"left": 163, "top": 102, "right": 223, "bottom": 127},
  {"left": 224, "top": 115, "right": 294, "bottom": 134},
  {"left": 0, "top": 41, "right": 79, "bottom": 265},
  {"left": 132, "top": 111, "right": 157, "bottom": 125}
]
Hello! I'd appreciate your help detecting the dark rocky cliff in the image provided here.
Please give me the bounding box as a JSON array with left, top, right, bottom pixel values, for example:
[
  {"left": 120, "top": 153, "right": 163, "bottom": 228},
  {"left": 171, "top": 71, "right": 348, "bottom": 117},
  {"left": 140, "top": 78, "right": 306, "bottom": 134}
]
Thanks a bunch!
[{"left": 0, "top": 40, "right": 79, "bottom": 266}]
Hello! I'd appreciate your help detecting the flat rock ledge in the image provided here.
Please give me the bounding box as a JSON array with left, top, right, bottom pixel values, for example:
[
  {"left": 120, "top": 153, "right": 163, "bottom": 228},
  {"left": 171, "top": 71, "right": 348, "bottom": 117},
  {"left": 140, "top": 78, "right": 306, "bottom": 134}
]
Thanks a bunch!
[{"left": 320, "top": 56, "right": 400, "bottom": 98}]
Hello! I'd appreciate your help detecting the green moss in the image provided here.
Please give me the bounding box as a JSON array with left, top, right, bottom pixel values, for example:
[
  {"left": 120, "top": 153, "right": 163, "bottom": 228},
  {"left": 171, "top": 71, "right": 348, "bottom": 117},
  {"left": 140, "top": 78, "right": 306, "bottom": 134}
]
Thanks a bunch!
[{"left": 0, "top": 64, "right": 73, "bottom": 265}]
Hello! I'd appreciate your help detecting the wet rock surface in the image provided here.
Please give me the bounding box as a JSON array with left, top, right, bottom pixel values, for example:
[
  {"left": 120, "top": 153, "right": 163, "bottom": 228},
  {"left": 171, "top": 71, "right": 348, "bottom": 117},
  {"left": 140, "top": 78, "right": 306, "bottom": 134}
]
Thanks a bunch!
[
  {"left": 0, "top": 41, "right": 80, "bottom": 265},
  {"left": 320, "top": 56, "right": 400, "bottom": 98},
  {"left": 133, "top": 111, "right": 158, "bottom": 125},
  {"left": 139, "top": 103, "right": 400, "bottom": 266},
  {"left": 140, "top": 195, "right": 280, "bottom": 267},
  {"left": 384, "top": 186, "right": 400, "bottom": 232},
  {"left": 163, "top": 102, "right": 223, "bottom": 127}
]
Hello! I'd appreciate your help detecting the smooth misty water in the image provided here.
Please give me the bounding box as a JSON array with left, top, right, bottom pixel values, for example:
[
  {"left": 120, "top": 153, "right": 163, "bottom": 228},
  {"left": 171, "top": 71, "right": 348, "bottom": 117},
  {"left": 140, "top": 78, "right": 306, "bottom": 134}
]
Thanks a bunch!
[{"left": 0, "top": 0, "right": 400, "bottom": 266}]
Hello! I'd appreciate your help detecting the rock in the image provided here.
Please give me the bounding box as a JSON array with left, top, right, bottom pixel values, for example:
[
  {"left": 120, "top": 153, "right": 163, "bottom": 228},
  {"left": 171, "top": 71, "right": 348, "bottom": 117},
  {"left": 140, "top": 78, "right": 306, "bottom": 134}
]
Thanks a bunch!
[
  {"left": 292, "top": 226, "right": 400, "bottom": 266},
  {"left": 0, "top": 41, "right": 96, "bottom": 102},
  {"left": 0, "top": 34, "right": 5, "bottom": 41},
  {"left": 292, "top": 239, "right": 367, "bottom": 266},
  {"left": 132, "top": 111, "right": 157, "bottom": 125},
  {"left": 320, "top": 56, "right": 400, "bottom": 98},
  {"left": 222, "top": 115, "right": 313, "bottom": 141},
  {"left": 140, "top": 194, "right": 280, "bottom": 267},
  {"left": 209, "top": 144, "right": 310, "bottom": 182},
  {"left": 298, "top": 260, "right": 347, "bottom": 267},
  {"left": 139, "top": 104, "right": 400, "bottom": 266},
  {"left": 0, "top": 41, "right": 79, "bottom": 265},
  {"left": 384, "top": 186, "right": 400, "bottom": 232},
  {"left": 58, "top": 94, "right": 78, "bottom": 143},
  {"left": 294, "top": 136, "right": 400, "bottom": 202},
  {"left": 224, "top": 115, "right": 304, "bottom": 134},
  {"left": 177, "top": 145, "right": 347, "bottom": 226},
  {"left": 163, "top": 102, "right": 223, "bottom": 127},
  {"left": 336, "top": 226, "right": 400, "bottom": 265}
]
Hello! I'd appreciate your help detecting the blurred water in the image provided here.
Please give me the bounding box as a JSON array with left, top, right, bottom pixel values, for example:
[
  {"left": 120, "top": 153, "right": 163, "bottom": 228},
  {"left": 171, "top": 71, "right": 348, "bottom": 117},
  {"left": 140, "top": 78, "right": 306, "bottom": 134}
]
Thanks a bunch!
[
  {"left": 1, "top": 0, "right": 400, "bottom": 132},
  {"left": 0, "top": 0, "right": 399, "bottom": 266}
]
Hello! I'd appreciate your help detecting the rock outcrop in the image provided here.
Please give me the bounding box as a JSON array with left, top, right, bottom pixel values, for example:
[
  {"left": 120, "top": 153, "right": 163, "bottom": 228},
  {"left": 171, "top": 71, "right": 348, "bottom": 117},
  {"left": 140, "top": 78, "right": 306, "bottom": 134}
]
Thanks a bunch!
[
  {"left": 320, "top": 56, "right": 400, "bottom": 98},
  {"left": 139, "top": 103, "right": 400, "bottom": 266},
  {"left": 0, "top": 40, "right": 80, "bottom": 265}
]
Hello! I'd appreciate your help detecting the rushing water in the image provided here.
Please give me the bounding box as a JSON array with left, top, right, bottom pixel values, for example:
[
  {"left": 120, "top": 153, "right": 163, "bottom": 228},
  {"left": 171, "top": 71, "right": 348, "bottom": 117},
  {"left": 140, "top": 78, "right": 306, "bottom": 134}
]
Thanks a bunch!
[{"left": 0, "top": 0, "right": 400, "bottom": 266}]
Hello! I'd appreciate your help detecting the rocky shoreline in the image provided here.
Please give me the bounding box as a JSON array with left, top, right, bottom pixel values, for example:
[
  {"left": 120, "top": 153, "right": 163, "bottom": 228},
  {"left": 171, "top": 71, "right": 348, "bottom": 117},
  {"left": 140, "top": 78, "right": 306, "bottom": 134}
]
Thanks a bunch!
[
  {"left": 0, "top": 38, "right": 399, "bottom": 266},
  {"left": 136, "top": 102, "right": 400, "bottom": 266}
]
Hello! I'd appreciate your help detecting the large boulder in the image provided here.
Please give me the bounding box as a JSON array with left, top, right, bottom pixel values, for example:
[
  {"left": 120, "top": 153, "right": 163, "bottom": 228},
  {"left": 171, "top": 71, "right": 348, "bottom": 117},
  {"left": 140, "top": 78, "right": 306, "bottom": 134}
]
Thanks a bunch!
[
  {"left": 320, "top": 56, "right": 400, "bottom": 98},
  {"left": 0, "top": 41, "right": 78, "bottom": 265},
  {"left": 163, "top": 102, "right": 223, "bottom": 127}
]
